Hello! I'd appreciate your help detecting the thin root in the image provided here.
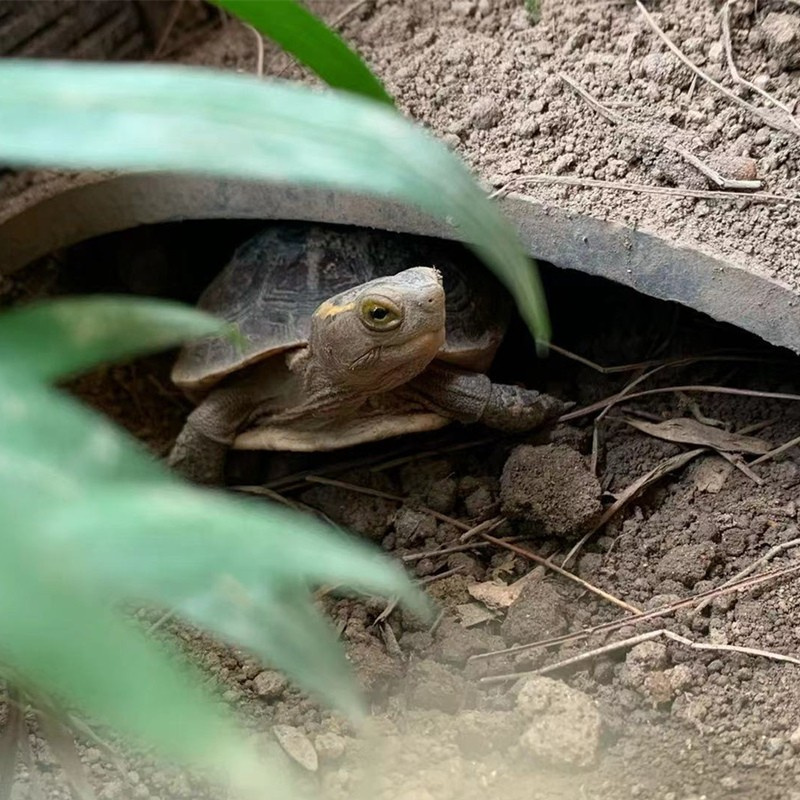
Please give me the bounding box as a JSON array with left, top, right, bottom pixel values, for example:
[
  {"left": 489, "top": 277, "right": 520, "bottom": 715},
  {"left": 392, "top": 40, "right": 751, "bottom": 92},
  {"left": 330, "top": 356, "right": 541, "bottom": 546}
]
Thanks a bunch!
[
  {"left": 482, "top": 534, "right": 641, "bottom": 614},
  {"left": 490, "top": 174, "right": 800, "bottom": 203},
  {"left": 721, "top": 2, "right": 800, "bottom": 136},
  {"left": 636, "top": 0, "right": 796, "bottom": 135},
  {"left": 479, "top": 627, "right": 800, "bottom": 683},
  {"left": 469, "top": 561, "right": 800, "bottom": 662}
]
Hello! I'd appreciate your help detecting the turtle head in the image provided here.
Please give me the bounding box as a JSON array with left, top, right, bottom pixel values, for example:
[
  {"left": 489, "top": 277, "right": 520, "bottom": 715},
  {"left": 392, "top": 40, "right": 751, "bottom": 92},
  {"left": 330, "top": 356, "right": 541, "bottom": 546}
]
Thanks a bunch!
[{"left": 308, "top": 267, "right": 446, "bottom": 393}]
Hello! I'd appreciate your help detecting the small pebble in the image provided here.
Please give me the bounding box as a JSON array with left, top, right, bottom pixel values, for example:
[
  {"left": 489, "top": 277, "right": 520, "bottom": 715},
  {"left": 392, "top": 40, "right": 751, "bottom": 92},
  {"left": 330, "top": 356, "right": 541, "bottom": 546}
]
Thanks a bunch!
[
  {"left": 766, "top": 736, "right": 785, "bottom": 757},
  {"left": 469, "top": 97, "right": 502, "bottom": 130},
  {"left": 253, "top": 670, "right": 288, "bottom": 700},
  {"left": 315, "top": 732, "right": 347, "bottom": 762}
]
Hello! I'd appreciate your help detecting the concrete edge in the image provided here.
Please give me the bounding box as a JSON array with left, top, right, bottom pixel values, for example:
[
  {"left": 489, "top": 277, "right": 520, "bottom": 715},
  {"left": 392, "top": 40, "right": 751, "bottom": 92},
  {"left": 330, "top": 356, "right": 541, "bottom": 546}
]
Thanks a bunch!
[{"left": 1, "top": 172, "right": 797, "bottom": 353}]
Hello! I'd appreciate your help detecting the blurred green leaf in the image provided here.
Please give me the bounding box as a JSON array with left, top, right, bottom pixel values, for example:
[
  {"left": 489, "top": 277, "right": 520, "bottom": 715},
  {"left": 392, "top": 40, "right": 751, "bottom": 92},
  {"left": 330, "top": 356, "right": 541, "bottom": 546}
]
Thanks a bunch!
[
  {"left": 0, "top": 296, "right": 227, "bottom": 382},
  {"left": 0, "top": 369, "right": 164, "bottom": 486},
  {"left": 0, "top": 59, "right": 550, "bottom": 343},
  {"left": 44, "top": 487, "right": 428, "bottom": 618},
  {"left": 216, "top": 0, "right": 393, "bottom": 105},
  {"left": 0, "top": 41, "right": 546, "bottom": 792},
  {"left": 0, "top": 369, "right": 429, "bottom": 721},
  {"left": 0, "top": 537, "right": 295, "bottom": 799}
]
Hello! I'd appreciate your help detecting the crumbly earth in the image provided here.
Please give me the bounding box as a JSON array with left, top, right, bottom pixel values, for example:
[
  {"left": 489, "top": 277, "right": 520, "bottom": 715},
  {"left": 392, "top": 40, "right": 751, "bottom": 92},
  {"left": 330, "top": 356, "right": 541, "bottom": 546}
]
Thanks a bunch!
[
  {"left": 331, "top": 0, "right": 800, "bottom": 286},
  {"left": 4, "top": 225, "right": 800, "bottom": 799},
  {"left": 2, "top": 0, "right": 799, "bottom": 289}
]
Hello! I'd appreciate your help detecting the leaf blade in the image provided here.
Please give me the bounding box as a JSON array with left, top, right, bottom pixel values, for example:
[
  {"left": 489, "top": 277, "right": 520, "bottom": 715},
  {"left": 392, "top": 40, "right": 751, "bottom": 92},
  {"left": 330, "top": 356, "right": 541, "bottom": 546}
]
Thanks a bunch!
[
  {"left": 0, "top": 377, "right": 429, "bottom": 718},
  {"left": 0, "top": 60, "right": 550, "bottom": 343},
  {"left": 0, "top": 538, "right": 294, "bottom": 799},
  {"left": 0, "top": 296, "right": 229, "bottom": 382},
  {"left": 216, "top": 0, "right": 393, "bottom": 105}
]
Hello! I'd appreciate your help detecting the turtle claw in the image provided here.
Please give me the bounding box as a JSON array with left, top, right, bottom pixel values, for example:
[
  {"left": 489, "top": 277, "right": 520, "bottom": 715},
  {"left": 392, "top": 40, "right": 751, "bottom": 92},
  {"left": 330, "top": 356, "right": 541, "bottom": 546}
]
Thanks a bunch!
[{"left": 481, "top": 384, "right": 568, "bottom": 433}]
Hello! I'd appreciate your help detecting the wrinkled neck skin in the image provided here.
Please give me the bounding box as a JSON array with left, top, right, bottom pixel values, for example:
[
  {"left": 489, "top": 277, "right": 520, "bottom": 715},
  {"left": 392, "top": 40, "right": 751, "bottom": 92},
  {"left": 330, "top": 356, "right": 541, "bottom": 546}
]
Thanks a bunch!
[
  {"left": 280, "top": 319, "right": 444, "bottom": 421},
  {"left": 282, "top": 346, "right": 361, "bottom": 419}
]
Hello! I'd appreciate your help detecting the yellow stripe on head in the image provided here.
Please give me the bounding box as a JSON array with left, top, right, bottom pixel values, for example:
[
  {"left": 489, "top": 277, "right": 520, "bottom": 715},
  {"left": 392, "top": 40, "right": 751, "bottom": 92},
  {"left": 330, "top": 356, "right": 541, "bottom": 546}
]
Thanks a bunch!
[{"left": 314, "top": 299, "right": 356, "bottom": 319}]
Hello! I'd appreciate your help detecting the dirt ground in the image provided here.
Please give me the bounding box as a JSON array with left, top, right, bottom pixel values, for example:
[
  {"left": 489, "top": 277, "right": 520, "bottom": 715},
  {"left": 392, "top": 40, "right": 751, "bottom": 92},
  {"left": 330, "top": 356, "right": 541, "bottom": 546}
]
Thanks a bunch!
[
  {"left": 3, "top": 222, "right": 800, "bottom": 800},
  {"left": 187, "top": 0, "right": 800, "bottom": 286},
  {"left": 3, "top": 1, "right": 800, "bottom": 798},
  {"left": 2, "top": 0, "right": 797, "bottom": 286}
]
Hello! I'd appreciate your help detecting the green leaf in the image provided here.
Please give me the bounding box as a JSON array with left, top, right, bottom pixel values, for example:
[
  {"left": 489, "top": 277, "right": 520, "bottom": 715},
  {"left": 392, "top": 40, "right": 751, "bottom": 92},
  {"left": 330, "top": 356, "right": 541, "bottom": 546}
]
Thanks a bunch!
[
  {"left": 0, "top": 374, "right": 430, "bottom": 718},
  {"left": 215, "top": 0, "right": 393, "bottom": 105},
  {"left": 0, "top": 369, "right": 165, "bottom": 486},
  {"left": 42, "top": 486, "right": 428, "bottom": 616},
  {"left": 0, "top": 59, "right": 550, "bottom": 344},
  {"left": 0, "top": 296, "right": 229, "bottom": 382},
  {"left": 0, "top": 537, "right": 296, "bottom": 799}
]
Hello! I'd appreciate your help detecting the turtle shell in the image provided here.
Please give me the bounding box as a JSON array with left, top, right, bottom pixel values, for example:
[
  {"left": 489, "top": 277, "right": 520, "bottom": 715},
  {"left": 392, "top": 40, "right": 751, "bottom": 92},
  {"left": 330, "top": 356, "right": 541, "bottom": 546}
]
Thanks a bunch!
[{"left": 172, "top": 224, "right": 514, "bottom": 392}]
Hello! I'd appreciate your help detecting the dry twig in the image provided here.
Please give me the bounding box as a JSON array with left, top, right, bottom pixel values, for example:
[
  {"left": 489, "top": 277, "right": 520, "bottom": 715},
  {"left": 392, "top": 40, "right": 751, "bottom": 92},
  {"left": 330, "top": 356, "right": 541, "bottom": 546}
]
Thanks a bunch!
[
  {"left": 490, "top": 175, "right": 800, "bottom": 204},
  {"left": 636, "top": 0, "right": 796, "bottom": 135},
  {"left": 244, "top": 23, "right": 265, "bottom": 78},
  {"left": 418, "top": 566, "right": 464, "bottom": 585},
  {"left": 673, "top": 144, "right": 762, "bottom": 190},
  {"left": 260, "top": 436, "right": 493, "bottom": 493},
  {"left": 561, "top": 385, "right": 800, "bottom": 423},
  {"left": 559, "top": 72, "right": 623, "bottom": 124},
  {"left": 147, "top": 609, "right": 176, "bottom": 634},
  {"left": 459, "top": 516, "right": 505, "bottom": 542},
  {"left": 302, "top": 476, "right": 638, "bottom": 614},
  {"left": 304, "top": 475, "right": 466, "bottom": 529},
  {"left": 561, "top": 449, "right": 706, "bottom": 568},
  {"left": 480, "top": 630, "right": 664, "bottom": 683},
  {"left": 663, "top": 629, "right": 800, "bottom": 667},
  {"left": 152, "top": 0, "right": 185, "bottom": 58},
  {"left": 401, "top": 536, "right": 526, "bottom": 563},
  {"left": 543, "top": 345, "right": 772, "bottom": 375},
  {"left": 479, "top": 626, "right": 800, "bottom": 683},
  {"left": 483, "top": 534, "right": 641, "bottom": 614},
  {"left": 560, "top": 71, "right": 764, "bottom": 189},
  {"left": 721, "top": 2, "right": 800, "bottom": 136},
  {"left": 373, "top": 567, "right": 463, "bottom": 625},
  {"left": 749, "top": 433, "right": 800, "bottom": 466},
  {"left": 717, "top": 449, "right": 764, "bottom": 485},
  {"left": 469, "top": 562, "right": 800, "bottom": 662},
  {"left": 330, "top": 0, "right": 372, "bottom": 28},
  {"left": 694, "top": 536, "right": 800, "bottom": 613}
]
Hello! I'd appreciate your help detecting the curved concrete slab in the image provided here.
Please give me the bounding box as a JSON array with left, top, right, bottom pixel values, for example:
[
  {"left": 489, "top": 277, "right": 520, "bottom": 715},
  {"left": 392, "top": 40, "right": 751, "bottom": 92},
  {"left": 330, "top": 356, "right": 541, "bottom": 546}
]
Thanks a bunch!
[{"left": 1, "top": 173, "right": 798, "bottom": 353}]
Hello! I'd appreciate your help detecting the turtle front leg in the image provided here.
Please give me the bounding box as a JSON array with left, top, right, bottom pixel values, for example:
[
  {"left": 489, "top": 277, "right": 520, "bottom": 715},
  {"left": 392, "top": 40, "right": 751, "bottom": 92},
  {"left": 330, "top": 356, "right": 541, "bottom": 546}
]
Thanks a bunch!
[
  {"left": 167, "top": 386, "right": 256, "bottom": 485},
  {"left": 405, "top": 363, "right": 567, "bottom": 433}
]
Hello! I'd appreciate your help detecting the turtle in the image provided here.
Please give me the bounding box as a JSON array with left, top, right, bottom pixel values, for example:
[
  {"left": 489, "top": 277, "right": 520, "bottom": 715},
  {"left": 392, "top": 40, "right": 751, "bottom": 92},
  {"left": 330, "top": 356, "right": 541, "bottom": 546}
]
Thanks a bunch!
[{"left": 167, "top": 224, "right": 565, "bottom": 484}]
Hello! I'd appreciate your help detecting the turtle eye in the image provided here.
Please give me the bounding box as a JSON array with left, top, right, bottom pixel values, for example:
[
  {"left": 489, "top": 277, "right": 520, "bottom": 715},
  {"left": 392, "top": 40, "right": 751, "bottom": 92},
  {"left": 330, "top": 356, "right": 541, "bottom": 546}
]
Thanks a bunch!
[{"left": 360, "top": 297, "right": 403, "bottom": 331}]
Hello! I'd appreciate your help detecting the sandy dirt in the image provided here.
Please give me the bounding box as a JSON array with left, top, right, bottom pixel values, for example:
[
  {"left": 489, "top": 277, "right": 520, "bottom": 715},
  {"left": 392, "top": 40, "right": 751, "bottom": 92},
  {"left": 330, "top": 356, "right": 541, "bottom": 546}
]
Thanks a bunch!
[
  {"left": 335, "top": 0, "right": 800, "bottom": 287},
  {"left": 142, "top": 0, "right": 800, "bottom": 292},
  {"left": 2, "top": 0, "right": 799, "bottom": 290}
]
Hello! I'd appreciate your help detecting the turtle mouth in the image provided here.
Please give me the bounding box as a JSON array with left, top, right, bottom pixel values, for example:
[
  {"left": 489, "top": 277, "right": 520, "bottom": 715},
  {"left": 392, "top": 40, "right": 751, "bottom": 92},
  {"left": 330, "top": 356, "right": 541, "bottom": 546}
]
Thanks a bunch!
[
  {"left": 347, "top": 329, "right": 443, "bottom": 372},
  {"left": 406, "top": 329, "right": 446, "bottom": 363}
]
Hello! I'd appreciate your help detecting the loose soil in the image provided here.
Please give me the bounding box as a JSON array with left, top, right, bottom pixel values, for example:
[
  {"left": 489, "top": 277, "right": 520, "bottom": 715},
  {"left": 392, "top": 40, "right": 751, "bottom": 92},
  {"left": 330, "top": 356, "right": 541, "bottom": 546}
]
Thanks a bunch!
[
  {"left": 2, "top": 0, "right": 799, "bottom": 289},
  {"left": 3, "top": 1, "right": 800, "bottom": 798},
  {"left": 189, "top": 0, "right": 800, "bottom": 288}
]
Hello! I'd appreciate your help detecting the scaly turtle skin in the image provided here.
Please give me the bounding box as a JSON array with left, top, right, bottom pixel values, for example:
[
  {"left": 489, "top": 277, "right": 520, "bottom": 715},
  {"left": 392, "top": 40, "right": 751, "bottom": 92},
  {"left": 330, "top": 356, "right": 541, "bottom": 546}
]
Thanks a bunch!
[{"left": 168, "top": 225, "right": 565, "bottom": 484}]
